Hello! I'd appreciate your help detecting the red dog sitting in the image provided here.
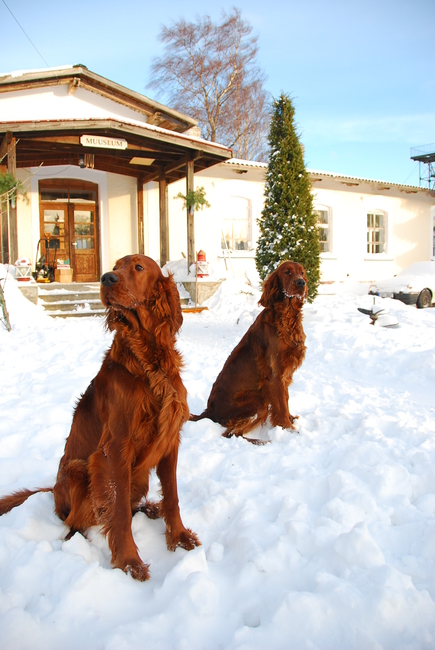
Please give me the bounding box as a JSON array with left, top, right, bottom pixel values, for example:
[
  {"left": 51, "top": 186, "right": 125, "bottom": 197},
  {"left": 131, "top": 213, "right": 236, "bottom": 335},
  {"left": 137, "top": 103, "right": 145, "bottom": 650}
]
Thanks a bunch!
[
  {"left": 191, "top": 261, "right": 308, "bottom": 442},
  {"left": 0, "top": 254, "right": 200, "bottom": 581}
]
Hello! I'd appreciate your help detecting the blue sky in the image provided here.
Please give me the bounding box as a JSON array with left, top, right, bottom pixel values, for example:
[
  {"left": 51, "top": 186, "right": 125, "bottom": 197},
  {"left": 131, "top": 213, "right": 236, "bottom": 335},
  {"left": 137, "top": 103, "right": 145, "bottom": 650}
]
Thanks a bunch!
[{"left": 1, "top": 0, "right": 434, "bottom": 186}]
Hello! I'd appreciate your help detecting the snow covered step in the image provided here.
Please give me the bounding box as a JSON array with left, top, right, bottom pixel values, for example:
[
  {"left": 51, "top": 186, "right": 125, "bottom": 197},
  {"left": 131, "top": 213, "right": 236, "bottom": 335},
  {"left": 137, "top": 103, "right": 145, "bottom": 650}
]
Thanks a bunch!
[
  {"left": 39, "top": 282, "right": 190, "bottom": 316},
  {"left": 43, "top": 307, "right": 106, "bottom": 318},
  {"left": 38, "top": 282, "right": 105, "bottom": 318}
]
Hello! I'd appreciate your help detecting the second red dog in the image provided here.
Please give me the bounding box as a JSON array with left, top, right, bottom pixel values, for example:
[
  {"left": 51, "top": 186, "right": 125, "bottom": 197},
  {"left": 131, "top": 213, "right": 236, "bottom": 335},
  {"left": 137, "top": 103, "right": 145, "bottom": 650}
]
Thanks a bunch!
[{"left": 191, "top": 261, "right": 308, "bottom": 441}]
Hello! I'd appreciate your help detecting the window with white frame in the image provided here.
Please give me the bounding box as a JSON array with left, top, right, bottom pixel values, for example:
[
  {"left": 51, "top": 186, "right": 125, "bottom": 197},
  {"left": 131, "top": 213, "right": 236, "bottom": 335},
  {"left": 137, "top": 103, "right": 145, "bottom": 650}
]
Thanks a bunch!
[
  {"left": 314, "top": 207, "right": 331, "bottom": 253},
  {"left": 221, "top": 196, "right": 252, "bottom": 251},
  {"left": 367, "top": 211, "right": 386, "bottom": 254}
]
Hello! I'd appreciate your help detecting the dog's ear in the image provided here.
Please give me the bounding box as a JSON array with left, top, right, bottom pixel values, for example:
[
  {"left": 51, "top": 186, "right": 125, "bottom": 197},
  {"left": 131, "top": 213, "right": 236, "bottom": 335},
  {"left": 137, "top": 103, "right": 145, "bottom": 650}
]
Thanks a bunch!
[
  {"left": 152, "top": 274, "right": 183, "bottom": 334},
  {"left": 259, "top": 268, "right": 282, "bottom": 309}
]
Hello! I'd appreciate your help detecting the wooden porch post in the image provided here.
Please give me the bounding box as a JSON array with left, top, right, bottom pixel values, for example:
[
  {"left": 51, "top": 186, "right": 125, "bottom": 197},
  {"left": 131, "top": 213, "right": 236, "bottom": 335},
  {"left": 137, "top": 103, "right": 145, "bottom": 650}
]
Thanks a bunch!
[
  {"left": 186, "top": 155, "right": 195, "bottom": 269},
  {"left": 0, "top": 133, "right": 11, "bottom": 264},
  {"left": 137, "top": 177, "right": 144, "bottom": 255},
  {"left": 159, "top": 167, "right": 169, "bottom": 266},
  {"left": 7, "top": 137, "right": 18, "bottom": 263},
  {"left": 0, "top": 193, "right": 8, "bottom": 264}
]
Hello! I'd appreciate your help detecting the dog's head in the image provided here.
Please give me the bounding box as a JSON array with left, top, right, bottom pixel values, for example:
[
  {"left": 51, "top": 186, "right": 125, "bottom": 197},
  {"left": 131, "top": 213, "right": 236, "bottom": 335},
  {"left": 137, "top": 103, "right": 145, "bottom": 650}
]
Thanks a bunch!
[
  {"left": 259, "top": 261, "right": 308, "bottom": 310},
  {"left": 101, "top": 254, "right": 182, "bottom": 334}
]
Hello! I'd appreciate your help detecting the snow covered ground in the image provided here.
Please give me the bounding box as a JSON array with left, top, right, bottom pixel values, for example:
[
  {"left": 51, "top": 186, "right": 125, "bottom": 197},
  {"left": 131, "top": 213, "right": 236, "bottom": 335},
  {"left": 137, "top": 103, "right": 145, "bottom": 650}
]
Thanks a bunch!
[{"left": 1, "top": 266, "right": 435, "bottom": 650}]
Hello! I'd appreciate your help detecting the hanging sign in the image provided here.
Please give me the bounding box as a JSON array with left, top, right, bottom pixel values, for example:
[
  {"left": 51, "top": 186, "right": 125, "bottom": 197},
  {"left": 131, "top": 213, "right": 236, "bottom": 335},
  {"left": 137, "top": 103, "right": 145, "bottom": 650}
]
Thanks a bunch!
[{"left": 80, "top": 135, "right": 128, "bottom": 150}]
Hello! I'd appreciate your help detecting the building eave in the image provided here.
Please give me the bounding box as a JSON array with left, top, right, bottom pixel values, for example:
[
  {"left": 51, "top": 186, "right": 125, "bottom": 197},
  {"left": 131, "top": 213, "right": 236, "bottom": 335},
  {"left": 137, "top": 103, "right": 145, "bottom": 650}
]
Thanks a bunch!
[
  {"left": 223, "top": 159, "right": 433, "bottom": 195},
  {"left": 0, "top": 117, "right": 232, "bottom": 183},
  {"left": 0, "top": 65, "right": 197, "bottom": 133}
]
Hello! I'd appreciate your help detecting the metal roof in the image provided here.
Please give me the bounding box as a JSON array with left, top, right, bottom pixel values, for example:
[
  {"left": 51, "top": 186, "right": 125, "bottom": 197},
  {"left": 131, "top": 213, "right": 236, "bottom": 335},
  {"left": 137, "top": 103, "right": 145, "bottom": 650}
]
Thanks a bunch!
[{"left": 224, "top": 159, "right": 431, "bottom": 193}]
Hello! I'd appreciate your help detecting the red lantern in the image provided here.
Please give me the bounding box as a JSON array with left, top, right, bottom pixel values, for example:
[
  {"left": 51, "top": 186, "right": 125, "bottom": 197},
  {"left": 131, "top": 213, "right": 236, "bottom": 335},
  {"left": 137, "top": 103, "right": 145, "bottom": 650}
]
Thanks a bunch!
[{"left": 196, "top": 250, "right": 209, "bottom": 277}]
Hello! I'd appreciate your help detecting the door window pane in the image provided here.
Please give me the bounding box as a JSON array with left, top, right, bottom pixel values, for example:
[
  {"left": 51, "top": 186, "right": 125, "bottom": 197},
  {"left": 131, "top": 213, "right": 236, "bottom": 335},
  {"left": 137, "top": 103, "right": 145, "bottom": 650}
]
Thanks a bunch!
[
  {"left": 74, "top": 223, "right": 94, "bottom": 236},
  {"left": 74, "top": 210, "right": 95, "bottom": 249},
  {"left": 43, "top": 209, "right": 65, "bottom": 249},
  {"left": 70, "top": 190, "right": 97, "bottom": 203},
  {"left": 76, "top": 238, "right": 94, "bottom": 250},
  {"left": 40, "top": 189, "right": 68, "bottom": 202}
]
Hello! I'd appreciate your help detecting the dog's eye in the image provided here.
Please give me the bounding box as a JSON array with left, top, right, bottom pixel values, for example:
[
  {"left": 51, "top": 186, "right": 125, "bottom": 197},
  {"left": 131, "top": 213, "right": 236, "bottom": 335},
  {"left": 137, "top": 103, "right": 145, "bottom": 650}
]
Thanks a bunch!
[{"left": 135, "top": 264, "right": 144, "bottom": 272}]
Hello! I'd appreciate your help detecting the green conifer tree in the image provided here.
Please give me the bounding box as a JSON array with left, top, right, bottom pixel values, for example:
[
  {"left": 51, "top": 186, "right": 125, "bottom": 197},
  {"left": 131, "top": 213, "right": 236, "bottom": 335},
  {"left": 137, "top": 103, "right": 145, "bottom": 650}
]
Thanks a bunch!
[{"left": 255, "top": 93, "right": 320, "bottom": 301}]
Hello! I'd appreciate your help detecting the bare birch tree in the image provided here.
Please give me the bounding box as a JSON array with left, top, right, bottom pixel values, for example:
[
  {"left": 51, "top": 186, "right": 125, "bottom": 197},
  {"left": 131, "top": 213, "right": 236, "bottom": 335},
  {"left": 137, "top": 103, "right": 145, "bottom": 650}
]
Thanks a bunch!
[{"left": 148, "top": 8, "right": 270, "bottom": 161}]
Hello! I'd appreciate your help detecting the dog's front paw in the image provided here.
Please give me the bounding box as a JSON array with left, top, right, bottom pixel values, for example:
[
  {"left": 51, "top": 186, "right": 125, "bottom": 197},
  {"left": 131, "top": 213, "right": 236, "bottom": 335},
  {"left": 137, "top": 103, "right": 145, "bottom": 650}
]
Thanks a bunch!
[
  {"left": 137, "top": 500, "right": 162, "bottom": 520},
  {"left": 166, "top": 527, "right": 201, "bottom": 552},
  {"left": 121, "top": 558, "right": 151, "bottom": 581},
  {"left": 274, "top": 414, "right": 299, "bottom": 430}
]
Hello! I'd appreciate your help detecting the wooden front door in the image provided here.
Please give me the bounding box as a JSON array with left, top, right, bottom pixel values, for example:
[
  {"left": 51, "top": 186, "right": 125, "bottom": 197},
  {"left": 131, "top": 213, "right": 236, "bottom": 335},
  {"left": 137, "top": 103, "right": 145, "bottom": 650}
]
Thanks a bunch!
[
  {"left": 70, "top": 204, "right": 98, "bottom": 281},
  {"left": 39, "top": 180, "right": 100, "bottom": 282}
]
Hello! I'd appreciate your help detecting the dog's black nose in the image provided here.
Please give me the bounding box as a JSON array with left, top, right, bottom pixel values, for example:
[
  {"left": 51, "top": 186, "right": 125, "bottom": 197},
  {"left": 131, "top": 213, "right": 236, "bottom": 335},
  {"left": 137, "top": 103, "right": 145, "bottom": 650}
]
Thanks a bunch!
[
  {"left": 296, "top": 278, "right": 306, "bottom": 288},
  {"left": 101, "top": 272, "right": 118, "bottom": 287}
]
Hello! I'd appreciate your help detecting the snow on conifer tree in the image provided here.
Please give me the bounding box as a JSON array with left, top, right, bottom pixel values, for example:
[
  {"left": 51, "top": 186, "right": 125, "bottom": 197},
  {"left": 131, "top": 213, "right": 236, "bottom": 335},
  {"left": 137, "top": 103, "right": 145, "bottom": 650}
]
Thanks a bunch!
[{"left": 256, "top": 93, "right": 320, "bottom": 301}]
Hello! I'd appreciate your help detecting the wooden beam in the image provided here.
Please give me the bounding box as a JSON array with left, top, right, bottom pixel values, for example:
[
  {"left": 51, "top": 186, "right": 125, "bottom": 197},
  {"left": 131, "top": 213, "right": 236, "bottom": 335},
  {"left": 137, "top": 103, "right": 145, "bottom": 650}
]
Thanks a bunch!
[
  {"left": 137, "top": 178, "right": 144, "bottom": 255},
  {"left": 139, "top": 152, "right": 203, "bottom": 186},
  {"left": 7, "top": 137, "right": 18, "bottom": 263},
  {"left": 23, "top": 135, "right": 81, "bottom": 146},
  {"left": 186, "top": 155, "right": 195, "bottom": 269},
  {"left": 168, "top": 151, "right": 202, "bottom": 177},
  {"left": 7, "top": 136, "right": 16, "bottom": 174},
  {"left": 1, "top": 200, "right": 8, "bottom": 264},
  {"left": 159, "top": 167, "right": 169, "bottom": 266},
  {"left": 0, "top": 132, "right": 13, "bottom": 263},
  {"left": 0, "top": 132, "right": 12, "bottom": 163}
]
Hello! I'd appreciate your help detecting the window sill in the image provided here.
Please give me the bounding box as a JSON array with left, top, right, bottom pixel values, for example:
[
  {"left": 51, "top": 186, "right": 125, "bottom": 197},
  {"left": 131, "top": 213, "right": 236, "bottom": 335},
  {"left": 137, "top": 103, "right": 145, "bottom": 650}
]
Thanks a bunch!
[{"left": 364, "top": 255, "right": 393, "bottom": 261}]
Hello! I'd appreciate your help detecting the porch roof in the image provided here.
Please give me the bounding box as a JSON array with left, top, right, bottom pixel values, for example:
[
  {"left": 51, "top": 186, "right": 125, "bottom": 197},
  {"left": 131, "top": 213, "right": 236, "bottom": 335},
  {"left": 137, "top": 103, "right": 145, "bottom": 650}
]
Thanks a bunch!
[
  {"left": 0, "top": 117, "right": 232, "bottom": 183},
  {"left": 0, "top": 65, "right": 232, "bottom": 182},
  {"left": 0, "top": 66, "right": 231, "bottom": 269}
]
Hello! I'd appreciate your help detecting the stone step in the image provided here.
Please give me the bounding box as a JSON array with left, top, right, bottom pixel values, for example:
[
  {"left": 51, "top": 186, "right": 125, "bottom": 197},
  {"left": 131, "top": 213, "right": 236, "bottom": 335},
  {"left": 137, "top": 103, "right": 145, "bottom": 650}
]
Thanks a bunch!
[
  {"left": 37, "top": 282, "right": 105, "bottom": 318},
  {"left": 41, "top": 298, "right": 105, "bottom": 312},
  {"left": 23, "top": 281, "right": 191, "bottom": 318},
  {"left": 43, "top": 307, "right": 106, "bottom": 318},
  {"left": 38, "top": 281, "right": 100, "bottom": 293},
  {"left": 40, "top": 290, "right": 101, "bottom": 303}
]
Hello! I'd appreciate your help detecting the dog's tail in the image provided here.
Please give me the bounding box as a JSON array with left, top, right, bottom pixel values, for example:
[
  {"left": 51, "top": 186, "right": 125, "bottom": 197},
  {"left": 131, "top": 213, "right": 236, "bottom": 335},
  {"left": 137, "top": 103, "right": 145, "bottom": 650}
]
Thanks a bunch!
[
  {"left": 0, "top": 487, "right": 53, "bottom": 516},
  {"left": 189, "top": 411, "right": 207, "bottom": 422}
]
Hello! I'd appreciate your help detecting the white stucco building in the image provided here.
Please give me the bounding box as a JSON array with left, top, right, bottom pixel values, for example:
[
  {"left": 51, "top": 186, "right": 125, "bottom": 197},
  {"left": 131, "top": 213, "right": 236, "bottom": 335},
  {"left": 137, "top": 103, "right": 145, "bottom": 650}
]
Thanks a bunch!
[
  {"left": 1, "top": 65, "right": 434, "bottom": 287},
  {"left": 156, "top": 159, "right": 435, "bottom": 284}
]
